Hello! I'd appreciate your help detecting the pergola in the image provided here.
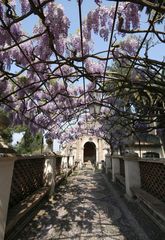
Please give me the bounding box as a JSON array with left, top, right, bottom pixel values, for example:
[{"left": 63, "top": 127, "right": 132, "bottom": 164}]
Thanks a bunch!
[{"left": 0, "top": 0, "right": 164, "bottom": 149}]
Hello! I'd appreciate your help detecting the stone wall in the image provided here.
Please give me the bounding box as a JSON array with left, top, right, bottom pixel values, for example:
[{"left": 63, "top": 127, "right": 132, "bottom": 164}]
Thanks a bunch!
[{"left": 61, "top": 135, "right": 110, "bottom": 167}]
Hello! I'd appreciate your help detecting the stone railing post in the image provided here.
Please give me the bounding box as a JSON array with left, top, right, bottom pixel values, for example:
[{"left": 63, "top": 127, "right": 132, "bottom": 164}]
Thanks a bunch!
[
  {"left": 62, "top": 156, "right": 68, "bottom": 169},
  {"left": 44, "top": 155, "right": 56, "bottom": 195},
  {"left": 112, "top": 154, "right": 120, "bottom": 182},
  {"left": 69, "top": 155, "right": 74, "bottom": 167},
  {"left": 45, "top": 138, "right": 53, "bottom": 153},
  {"left": 124, "top": 153, "right": 141, "bottom": 198},
  {"left": 105, "top": 153, "right": 111, "bottom": 174},
  {"left": 76, "top": 158, "right": 81, "bottom": 169},
  {"left": 0, "top": 156, "right": 15, "bottom": 240}
]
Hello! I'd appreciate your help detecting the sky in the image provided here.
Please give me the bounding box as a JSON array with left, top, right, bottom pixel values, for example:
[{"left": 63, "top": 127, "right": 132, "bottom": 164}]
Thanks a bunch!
[
  {"left": 12, "top": 132, "right": 24, "bottom": 145},
  {"left": 17, "top": 0, "right": 164, "bottom": 60},
  {"left": 12, "top": 0, "right": 164, "bottom": 150}
]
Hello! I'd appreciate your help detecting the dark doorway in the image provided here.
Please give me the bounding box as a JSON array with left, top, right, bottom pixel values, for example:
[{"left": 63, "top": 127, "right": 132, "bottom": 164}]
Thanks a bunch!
[{"left": 84, "top": 142, "right": 96, "bottom": 164}]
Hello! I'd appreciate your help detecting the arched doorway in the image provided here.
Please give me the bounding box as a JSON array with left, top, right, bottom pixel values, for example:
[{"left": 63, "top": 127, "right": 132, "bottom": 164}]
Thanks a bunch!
[{"left": 84, "top": 142, "right": 96, "bottom": 164}]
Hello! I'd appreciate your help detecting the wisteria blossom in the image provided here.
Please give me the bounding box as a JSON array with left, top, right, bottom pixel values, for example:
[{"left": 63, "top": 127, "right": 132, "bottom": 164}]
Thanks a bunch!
[{"left": 0, "top": 0, "right": 164, "bottom": 146}]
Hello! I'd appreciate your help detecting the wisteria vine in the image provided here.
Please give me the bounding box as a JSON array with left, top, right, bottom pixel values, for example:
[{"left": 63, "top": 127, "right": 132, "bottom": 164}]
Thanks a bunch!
[{"left": 0, "top": 0, "right": 164, "bottom": 148}]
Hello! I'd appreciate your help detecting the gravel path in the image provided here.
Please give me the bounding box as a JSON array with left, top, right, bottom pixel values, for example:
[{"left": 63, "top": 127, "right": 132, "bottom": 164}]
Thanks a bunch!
[{"left": 17, "top": 168, "right": 150, "bottom": 240}]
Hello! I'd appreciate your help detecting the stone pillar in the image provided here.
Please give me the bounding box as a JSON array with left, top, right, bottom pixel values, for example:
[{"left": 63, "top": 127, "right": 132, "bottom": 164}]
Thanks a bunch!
[
  {"left": 124, "top": 153, "right": 141, "bottom": 198},
  {"left": 105, "top": 153, "right": 111, "bottom": 174},
  {"left": 44, "top": 156, "right": 56, "bottom": 195},
  {"left": 100, "top": 140, "right": 104, "bottom": 161},
  {"left": 45, "top": 139, "right": 53, "bottom": 152},
  {"left": 63, "top": 156, "right": 68, "bottom": 169},
  {"left": 0, "top": 157, "right": 15, "bottom": 240},
  {"left": 79, "top": 138, "right": 82, "bottom": 169},
  {"left": 76, "top": 158, "right": 81, "bottom": 169},
  {"left": 112, "top": 154, "right": 120, "bottom": 182},
  {"left": 97, "top": 138, "right": 101, "bottom": 163},
  {"left": 69, "top": 155, "right": 74, "bottom": 167},
  {"left": 96, "top": 148, "right": 99, "bottom": 164},
  {"left": 81, "top": 147, "right": 84, "bottom": 168}
]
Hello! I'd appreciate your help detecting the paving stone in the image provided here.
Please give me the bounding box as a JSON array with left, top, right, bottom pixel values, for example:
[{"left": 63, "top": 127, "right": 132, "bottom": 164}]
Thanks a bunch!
[{"left": 17, "top": 169, "right": 149, "bottom": 240}]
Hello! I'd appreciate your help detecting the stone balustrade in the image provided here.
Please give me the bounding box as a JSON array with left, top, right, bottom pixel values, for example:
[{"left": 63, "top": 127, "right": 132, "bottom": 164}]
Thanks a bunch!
[
  {"left": 109, "top": 153, "right": 165, "bottom": 231},
  {"left": 0, "top": 150, "right": 77, "bottom": 240},
  {"left": 0, "top": 156, "right": 16, "bottom": 240},
  {"left": 110, "top": 153, "right": 165, "bottom": 200},
  {"left": 139, "top": 158, "right": 165, "bottom": 202}
]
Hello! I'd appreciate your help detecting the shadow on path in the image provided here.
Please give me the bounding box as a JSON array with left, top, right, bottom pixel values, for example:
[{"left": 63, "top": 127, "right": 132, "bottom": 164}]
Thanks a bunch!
[{"left": 17, "top": 169, "right": 145, "bottom": 240}]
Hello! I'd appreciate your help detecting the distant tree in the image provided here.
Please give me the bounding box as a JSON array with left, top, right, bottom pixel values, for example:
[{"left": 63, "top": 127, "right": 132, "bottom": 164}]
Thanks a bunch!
[
  {"left": 1, "top": 128, "right": 13, "bottom": 145},
  {"left": 0, "top": 109, "right": 13, "bottom": 144},
  {"left": 15, "top": 129, "right": 42, "bottom": 154}
]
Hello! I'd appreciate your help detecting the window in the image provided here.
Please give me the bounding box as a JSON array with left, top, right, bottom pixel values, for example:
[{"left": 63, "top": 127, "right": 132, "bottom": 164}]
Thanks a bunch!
[{"left": 142, "top": 152, "right": 160, "bottom": 158}]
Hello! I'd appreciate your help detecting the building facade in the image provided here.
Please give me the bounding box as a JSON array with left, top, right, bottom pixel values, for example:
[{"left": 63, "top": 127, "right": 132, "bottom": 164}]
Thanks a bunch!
[{"left": 61, "top": 135, "right": 110, "bottom": 168}]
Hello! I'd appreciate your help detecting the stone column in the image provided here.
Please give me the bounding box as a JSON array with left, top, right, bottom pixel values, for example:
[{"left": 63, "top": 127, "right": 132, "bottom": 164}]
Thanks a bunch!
[
  {"left": 81, "top": 147, "right": 84, "bottom": 168},
  {"left": 100, "top": 139, "right": 104, "bottom": 161},
  {"left": 112, "top": 154, "right": 120, "bottom": 182},
  {"left": 97, "top": 138, "right": 101, "bottom": 163},
  {"left": 105, "top": 152, "right": 111, "bottom": 174},
  {"left": 69, "top": 155, "right": 74, "bottom": 167},
  {"left": 0, "top": 157, "right": 15, "bottom": 240},
  {"left": 96, "top": 147, "right": 99, "bottom": 164},
  {"left": 76, "top": 139, "right": 80, "bottom": 169},
  {"left": 44, "top": 155, "right": 56, "bottom": 195},
  {"left": 75, "top": 142, "right": 81, "bottom": 169},
  {"left": 45, "top": 139, "right": 53, "bottom": 152},
  {"left": 124, "top": 153, "right": 141, "bottom": 198},
  {"left": 63, "top": 156, "right": 68, "bottom": 169}
]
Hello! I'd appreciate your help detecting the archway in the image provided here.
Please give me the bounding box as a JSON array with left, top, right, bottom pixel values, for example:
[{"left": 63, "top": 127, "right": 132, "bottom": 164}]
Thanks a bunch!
[{"left": 83, "top": 142, "right": 96, "bottom": 164}]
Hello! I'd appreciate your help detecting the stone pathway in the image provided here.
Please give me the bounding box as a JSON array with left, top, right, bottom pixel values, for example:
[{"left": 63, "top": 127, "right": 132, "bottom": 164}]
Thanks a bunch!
[{"left": 17, "top": 167, "right": 149, "bottom": 240}]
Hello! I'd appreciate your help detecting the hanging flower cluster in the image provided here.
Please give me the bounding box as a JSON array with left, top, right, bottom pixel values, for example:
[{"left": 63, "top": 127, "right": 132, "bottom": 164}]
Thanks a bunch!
[{"left": 0, "top": 0, "right": 163, "bottom": 145}]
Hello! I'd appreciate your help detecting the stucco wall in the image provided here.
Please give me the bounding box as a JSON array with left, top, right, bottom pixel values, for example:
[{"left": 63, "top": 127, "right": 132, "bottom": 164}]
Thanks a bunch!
[
  {"left": 134, "top": 146, "right": 164, "bottom": 158},
  {"left": 61, "top": 135, "right": 110, "bottom": 166}
]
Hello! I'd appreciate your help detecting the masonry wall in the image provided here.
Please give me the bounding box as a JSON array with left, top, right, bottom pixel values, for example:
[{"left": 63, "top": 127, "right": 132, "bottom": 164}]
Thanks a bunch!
[
  {"left": 133, "top": 145, "right": 164, "bottom": 158},
  {"left": 61, "top": 135, "right": 109, "bottom": 167}
]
